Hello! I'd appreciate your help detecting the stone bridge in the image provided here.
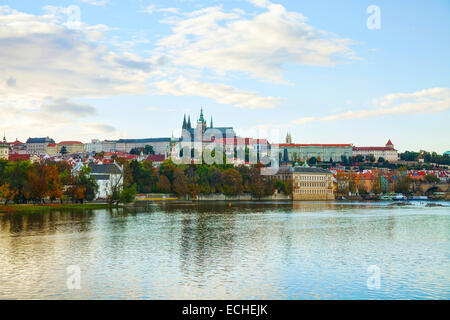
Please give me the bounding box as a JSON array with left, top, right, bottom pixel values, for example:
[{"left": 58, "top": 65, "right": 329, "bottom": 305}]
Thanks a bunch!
[{"left": 413, "top": 182, "right": 450, "bottom": 195}]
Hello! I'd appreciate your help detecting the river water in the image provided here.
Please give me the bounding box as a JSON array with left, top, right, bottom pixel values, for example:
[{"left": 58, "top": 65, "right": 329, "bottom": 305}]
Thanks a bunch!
[{"left": 0, "top": 201, "right": 449, "bottom": 299}]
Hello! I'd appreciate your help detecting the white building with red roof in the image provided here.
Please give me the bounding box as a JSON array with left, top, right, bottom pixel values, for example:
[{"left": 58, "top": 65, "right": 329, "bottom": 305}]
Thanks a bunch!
[{"left": 352, "top": 140, "right": 398, "bottom": 162}]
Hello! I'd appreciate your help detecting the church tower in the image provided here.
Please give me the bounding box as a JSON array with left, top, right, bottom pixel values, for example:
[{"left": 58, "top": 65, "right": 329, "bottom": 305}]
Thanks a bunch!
[
  {"left": 187, "top": 115, "right": 191, "bottom": 130},
  {"left": 286, "top": 132, "right": 292, "bottom": 144},
  {"left": 182, "top": 114, "right": 187, "bottom": 130},
  {"left": 0, "top": 135, "right": 9, "bottom": 160},
  {"left": 385, "top": 139, "right": 394, "bottom": 149},
  {"left": 210, "top": 115, "right": 213, "bottom": 128},
  {"left": 197, "top": 107, "right": 207, "bottom": 134}
]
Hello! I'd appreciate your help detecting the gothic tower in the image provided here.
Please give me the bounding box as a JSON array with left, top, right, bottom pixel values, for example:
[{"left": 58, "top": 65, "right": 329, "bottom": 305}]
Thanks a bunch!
[
  {"left": 182, "top": 114, "right": 187, "bottom": 130},
  {"left": 286, "top": 132, "right": 292, "bottom": 144},
  {"left": 197, "top": 107, "right": 207, "bottom": 134}
]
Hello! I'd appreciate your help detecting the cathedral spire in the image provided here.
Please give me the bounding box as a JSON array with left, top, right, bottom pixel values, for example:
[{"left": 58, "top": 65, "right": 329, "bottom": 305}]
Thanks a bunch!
[
  {"left": 182, "top": 114, "right": 187, "bottom": 130},
  {"left": 187, "top": 115, "right": 191, "bottom": 129},
  {"left": 199, "top": 107, "right": 205, "bottom": 123},
  {"left": 210, "top": 115, "right": 213, "bottom": 128}
]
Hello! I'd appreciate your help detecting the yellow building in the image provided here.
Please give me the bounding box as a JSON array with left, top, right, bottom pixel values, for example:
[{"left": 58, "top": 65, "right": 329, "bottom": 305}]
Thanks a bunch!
[
  {"left": 46, "top": 143, "right": 58, "bottom": 155},
  {"left": 57, "top": 141, "right": 84, "bottom": 154},
  {"left": 292, "top": 165, "right": 334, "bottom": 201}
]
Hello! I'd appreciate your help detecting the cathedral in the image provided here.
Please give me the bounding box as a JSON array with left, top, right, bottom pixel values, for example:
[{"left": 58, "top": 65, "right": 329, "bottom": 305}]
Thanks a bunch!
[{"left": 181, "top": 107, "right": 236, "bottom": 141}]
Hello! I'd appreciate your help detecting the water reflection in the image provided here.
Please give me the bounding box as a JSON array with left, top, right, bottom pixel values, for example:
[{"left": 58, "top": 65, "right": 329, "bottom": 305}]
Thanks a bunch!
[{"left": 0, "top": 202, "right": 449, "bottom": 299}]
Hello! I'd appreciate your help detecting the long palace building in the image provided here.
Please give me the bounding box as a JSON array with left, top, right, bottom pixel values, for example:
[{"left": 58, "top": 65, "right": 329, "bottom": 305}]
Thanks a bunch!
[{"left": 274, "top": 134, "right": 352, "bottom": 162}]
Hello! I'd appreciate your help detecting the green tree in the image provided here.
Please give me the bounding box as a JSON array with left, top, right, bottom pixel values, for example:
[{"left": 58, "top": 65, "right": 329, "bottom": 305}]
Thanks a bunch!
[
  {"left": 60, "top": 146, "right": 68, "bottom": 155},
  {"left": 78, "top": 166, "right": 99, "bottom": 201},
  {"left": 119, "top": 184, "right": 137, "bottom": 204},
  {"left": 307, "top": 157, "right": 317, "bottom": 165},
  {"left": 424, "top": 174, "right": 440, "bottom": 183}
]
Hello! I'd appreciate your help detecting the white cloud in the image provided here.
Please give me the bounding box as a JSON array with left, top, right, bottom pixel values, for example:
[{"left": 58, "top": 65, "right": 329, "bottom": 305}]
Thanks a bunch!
[
  {"left": 293, "top": 88, "right": 450, "bottom": 124},
  {"left": 157, "top": 3, "right": 359, "bottom": 82},
  {"left": 78, "top": 0, "right": 109, "bottom": 6},
  {"left": 0, "top": 5, "right": 161, "bottom": 140},
  {"left": 141, "top": 5, "right": 180, "bottom": 15},
  {"left": 152, "top": 77, "right": 281, "bottom": 109}
]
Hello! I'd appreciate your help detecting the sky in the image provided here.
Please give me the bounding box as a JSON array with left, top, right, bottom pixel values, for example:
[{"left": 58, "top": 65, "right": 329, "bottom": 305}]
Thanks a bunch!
[{"left": 0, "top": 0, "right": 449, "bottom": 153}]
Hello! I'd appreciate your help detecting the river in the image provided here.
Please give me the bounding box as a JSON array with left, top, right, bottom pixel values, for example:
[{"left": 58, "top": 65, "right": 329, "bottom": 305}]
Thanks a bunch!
[{"left": 0, "top": 201, "right": 449, "bottom": 299}]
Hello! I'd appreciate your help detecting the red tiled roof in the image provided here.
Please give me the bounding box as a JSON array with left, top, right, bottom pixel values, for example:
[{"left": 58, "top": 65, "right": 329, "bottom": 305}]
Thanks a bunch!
[
  {"left": 47, "top": 143, "right": 57, "bottom": 147},
  {"left": 7, "top": 140, "right": 24, "bottom": 146},
  {"left": 58, "top": 141, "right": 83, "bottom": 145},
  {"left": 9, "top": 154, "right": 31, "bottom": 161},
  {"left": 147, "top": 154, "right": 165, "bottom": 162},
  {"left": 276, "top": 144, "right": 352, "bottom": 148},
  {"left": 386, "top": 139, "right": 393, "bottom": 146},
  {"left": 353, "top": 147, "right": 397, "bottom": 151}
]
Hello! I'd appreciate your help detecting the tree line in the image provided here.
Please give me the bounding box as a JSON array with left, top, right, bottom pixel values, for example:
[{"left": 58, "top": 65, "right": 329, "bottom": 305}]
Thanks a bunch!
[
  {"left": 121, "top": 159, "right": 292, "bottom": 199},
  {"left": 0, "top": 159, "right": 99, "bottom": 205}
]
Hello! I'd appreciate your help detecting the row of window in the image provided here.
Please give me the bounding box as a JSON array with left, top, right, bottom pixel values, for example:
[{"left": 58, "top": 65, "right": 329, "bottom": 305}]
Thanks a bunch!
[
  {"left": 294, "top": 189, "right": 332, "bottom": 194},
  {"left": 294, "top": 175, "right": 330, "bottom": 181},
  {"left": 296, "top": 182, "right": 329, "bottom": 187}
]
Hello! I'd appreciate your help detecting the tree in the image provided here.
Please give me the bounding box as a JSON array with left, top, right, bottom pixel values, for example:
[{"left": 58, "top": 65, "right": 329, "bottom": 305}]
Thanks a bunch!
[
  {"left": 172, "top": 168, "right": 188, "bottom": 197},
  {"left": 64, "top": 174, "right": 86, "bottom": 203},
  {"left": 307, "top": 157, "right": 317, "bottom": 165},
  {"left": 186, "top": 177, "right": 201, "bottom": 199},
  {"left": 250, "top": 181, "right": 265, "bottom": 199},
  {"left": 159, "top": 159, "right": 177, "bottom": 184},
  {"left": 60, "top": 146, "right": 68, "bottom": 155},
  {"left": 0, "top": 183, "right": 18, "bottom": 205},
  {"left": 394, "top": 175, "right": 412, "bottom": 194},
  {"left": 77, "top": 166, "right": 99, "bottom": 201},
  {"left": 367, "top": 154, "right": 376, "bottom": 163},
  {"left": 47, "top": 165, "right": 63, "bottom": 202},
  {"left": 424, "top": 174, "right": 440, "bottom": 183},
  {"left": 128, "top": 160, "right": 157, "bottom": 193},
  {"left": 378, "top": 157, "right": 385, "bottom": 163},
  {"left": 222, "top": 169, "right": 243, "bottom": 196},
  {"left": 156, "top": 175, "right": 171, "bottom": 193},
  {"left": 4, "top": 160, "right": 31, "bottom": 203},
  {"left": 24, "top": 163, "right": 50, "bottom": 203},
  {"left": 371, "top": 176, "right": 382, "bottom": 195},
  {"left": 144, "top": 145, "right": 155, "bottom": 155},
  {"left": 354, "top": 155, "right": 364, "bottom": 163},
  {"left": 119, "top": 184, "right": 137, "bottom": 204}
]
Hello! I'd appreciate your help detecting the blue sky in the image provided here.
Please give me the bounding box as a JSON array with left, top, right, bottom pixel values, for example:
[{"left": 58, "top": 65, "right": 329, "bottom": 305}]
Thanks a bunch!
[{"left": 0, "top": 0, "right": 449, "bottom": 152}]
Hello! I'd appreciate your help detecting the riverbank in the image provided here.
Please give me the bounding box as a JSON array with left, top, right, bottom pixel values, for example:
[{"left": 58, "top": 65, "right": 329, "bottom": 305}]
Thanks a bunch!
[{"left": 0, "top": 203, "right": 120, "bottom": 213}]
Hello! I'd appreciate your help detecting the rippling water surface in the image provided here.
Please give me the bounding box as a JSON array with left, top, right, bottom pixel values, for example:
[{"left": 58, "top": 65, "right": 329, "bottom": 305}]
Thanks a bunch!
[{"left": 0, "top": 202, "right": 449, "bottom": 299}]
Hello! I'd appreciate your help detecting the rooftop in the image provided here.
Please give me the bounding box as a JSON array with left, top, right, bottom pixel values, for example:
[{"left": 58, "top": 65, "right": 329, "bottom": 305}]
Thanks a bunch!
[
  {"left": 26, "top": 137, "right": 55, "bottom": 144},
  {"left": 276, "top": 143, "right": 352, "bottom": 148},
  {"left": 88, "top": 162, "right": 122, "bottom": 175},
  {"left": 58, "top": 141, "right": 83, "bottom": 145},
  {"left": 293, "top": 167, "right": 332, "bottom": 174},
  {"left": 116, "top": 138, "right": 173, "bottom": 143}
]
